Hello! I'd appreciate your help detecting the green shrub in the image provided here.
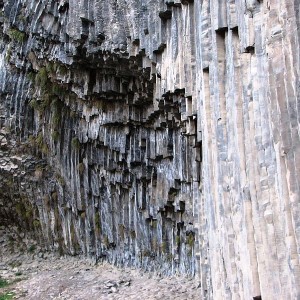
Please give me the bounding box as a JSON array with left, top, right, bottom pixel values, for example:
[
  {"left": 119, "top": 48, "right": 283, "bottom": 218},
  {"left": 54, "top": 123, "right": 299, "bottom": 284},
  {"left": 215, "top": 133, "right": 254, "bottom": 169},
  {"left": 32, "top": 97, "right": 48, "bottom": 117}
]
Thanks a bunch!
[
  {"left": 58, "top": 65, "right": 68, "bottom": 76},
  {"left": 29, "top": 94, "right": 54, "bottom": 112},
  {"left": 35, "top": 133, "right": 44, "bottom": 148},
  {"left": 52, "top": 112, "right": 61, "bottom": 128},
  {"left": 0, "top": 292, "right": 15, "bottom": 300},
  {"left": 186, "top": 232, "right": 194, "bottom": 247},
  {"left": 55, "top": 173, "right": 65, "bottom": 187},
  {"left": 52, "top": 83, "right": 66, "bottom": 97},
  {"left": 41, "top": 93, "right": 55, "bottom": 108},
  {"left": 15, "top": 203, "right": 23, "bottom": 216},
  {"left": 151, "top": 219, "right": 157, "bottom": 228},
  {"left": 27, "top": 71, "right": 36, "bottom": 81},
  {"left": 41, "top": 143, "right": 49, "bottom": 155},
  {"left": 25, "top": 207, "right": 33, "bottom": 219},
  {"left": 45, "top": 62, "right": 57, "bottom": 74},
  {"left": 7, "top": 28, "right": 26, "bottom": 43},
  {"left": 51, "top": 130, "right": 60, "bottom": 142},
  {"left": 0, "top": 278, "right": 9, "bottom": 288},
  {"left": 71, "top": 137, "right": 80, "bottom": 149},
  {"left": 33, "top": 219, "right": 40, "bottom": 228},
  {"left": 29, "top": 98, "right": 39, "bottom": 110},
  {"left": 35, "top": 67, "right": 48, "bottom": 88},
  {"left": 28, "top": 244, "right": 36, "bottom": 253}
]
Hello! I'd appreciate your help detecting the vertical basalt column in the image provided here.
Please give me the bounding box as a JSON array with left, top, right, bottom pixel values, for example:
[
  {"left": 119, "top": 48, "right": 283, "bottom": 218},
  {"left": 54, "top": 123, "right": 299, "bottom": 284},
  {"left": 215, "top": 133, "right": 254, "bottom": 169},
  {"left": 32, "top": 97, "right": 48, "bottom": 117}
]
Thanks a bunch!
[
  {"left": 198, "top": 0, "right": 300, "bottom": 299},
  {"left": 231, "top": 26, "right": 262, "bottom": 298},
  {"left": 200, "top": 67, "right": 213, "bottom": 299}
]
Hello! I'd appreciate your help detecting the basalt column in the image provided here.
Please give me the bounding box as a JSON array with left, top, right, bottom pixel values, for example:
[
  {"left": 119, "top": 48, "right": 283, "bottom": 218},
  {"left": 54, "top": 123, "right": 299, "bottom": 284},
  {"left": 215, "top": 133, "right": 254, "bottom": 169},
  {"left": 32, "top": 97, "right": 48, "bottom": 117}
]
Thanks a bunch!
[{"left": 0, "top": 0, "right": 300, "bottom": 299}]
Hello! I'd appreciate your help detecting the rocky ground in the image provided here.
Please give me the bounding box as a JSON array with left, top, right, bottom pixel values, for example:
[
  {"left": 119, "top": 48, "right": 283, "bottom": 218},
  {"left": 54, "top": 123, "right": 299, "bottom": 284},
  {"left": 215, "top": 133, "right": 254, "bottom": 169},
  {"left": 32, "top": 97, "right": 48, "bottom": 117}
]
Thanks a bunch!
[{"left": 0, "top": 230, "right": 200, "bottom": 300}]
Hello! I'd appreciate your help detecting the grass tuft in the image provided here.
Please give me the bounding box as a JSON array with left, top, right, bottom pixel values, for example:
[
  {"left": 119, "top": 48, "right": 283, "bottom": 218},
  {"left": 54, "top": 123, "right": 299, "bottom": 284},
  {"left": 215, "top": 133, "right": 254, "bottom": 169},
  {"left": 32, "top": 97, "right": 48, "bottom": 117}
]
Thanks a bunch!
[
  {"left": 0, "top": 292, "right": 15, "bottom": 300},
  {"left": 0, "top": 278, "right": 9, "bottom": 288}
]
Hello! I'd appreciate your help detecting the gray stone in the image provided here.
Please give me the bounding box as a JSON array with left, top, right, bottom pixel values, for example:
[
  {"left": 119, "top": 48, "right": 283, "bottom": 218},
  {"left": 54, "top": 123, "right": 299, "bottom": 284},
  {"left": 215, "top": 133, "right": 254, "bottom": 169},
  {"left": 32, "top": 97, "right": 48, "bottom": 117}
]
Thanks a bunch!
[{"left": 0, "top": 0, "right": 299, "bottom": 299}]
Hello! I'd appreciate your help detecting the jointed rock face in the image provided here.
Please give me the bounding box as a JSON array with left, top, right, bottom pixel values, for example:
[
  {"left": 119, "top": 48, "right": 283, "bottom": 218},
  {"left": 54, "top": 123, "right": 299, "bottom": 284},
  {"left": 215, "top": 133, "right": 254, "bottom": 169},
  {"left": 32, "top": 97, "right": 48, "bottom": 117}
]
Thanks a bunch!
[{"left": 0, "top": 0, "right": 299, "bottom": 299}]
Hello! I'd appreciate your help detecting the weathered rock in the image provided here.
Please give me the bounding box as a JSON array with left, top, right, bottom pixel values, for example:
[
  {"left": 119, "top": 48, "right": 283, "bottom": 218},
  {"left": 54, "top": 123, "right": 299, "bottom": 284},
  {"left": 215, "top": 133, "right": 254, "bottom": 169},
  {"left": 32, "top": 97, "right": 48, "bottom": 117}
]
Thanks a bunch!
[{"left": 0, "top": 1, "right": 299, "bottom": 299}]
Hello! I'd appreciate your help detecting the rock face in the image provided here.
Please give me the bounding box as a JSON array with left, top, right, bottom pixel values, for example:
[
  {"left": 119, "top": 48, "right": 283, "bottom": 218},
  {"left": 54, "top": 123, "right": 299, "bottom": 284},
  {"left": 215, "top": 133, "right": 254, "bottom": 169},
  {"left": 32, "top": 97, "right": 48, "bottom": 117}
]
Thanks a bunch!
[{"left": 0, "top": 0, "right": 299, "bottom": 299}]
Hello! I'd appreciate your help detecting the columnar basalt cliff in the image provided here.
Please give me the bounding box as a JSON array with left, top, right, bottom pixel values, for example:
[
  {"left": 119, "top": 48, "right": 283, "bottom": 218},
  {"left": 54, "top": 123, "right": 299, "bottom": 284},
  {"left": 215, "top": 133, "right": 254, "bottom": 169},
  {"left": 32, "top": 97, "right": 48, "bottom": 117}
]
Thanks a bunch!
[{"left": 0, "top": 0, "right": 299, "bottom": 299}]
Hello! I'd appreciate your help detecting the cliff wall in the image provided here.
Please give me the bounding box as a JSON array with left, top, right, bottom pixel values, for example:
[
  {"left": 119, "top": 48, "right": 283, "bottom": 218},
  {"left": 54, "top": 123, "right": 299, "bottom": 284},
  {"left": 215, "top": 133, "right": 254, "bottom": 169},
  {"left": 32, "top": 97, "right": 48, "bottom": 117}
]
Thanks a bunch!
[{"left": 0, "top": 0, "right": 299, "bottom": 299}]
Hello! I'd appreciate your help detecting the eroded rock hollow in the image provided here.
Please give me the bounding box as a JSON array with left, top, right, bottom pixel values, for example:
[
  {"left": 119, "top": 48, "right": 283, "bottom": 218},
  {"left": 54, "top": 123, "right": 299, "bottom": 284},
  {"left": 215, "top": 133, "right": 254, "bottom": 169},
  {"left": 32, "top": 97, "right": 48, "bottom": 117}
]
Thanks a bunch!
[{"left": 0, "top": 0, "right": 299, "bottom": 299}]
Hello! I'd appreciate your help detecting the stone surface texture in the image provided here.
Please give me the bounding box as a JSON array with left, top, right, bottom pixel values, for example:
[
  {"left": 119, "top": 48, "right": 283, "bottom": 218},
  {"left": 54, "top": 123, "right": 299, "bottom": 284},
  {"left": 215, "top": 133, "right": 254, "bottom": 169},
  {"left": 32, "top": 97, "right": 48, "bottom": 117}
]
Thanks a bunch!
[
  {"left": 0, "top": 0, "right": 299, "bottom": 299},
  {"left": 0, "top": 232, "right": 200, "bottom": 300}
]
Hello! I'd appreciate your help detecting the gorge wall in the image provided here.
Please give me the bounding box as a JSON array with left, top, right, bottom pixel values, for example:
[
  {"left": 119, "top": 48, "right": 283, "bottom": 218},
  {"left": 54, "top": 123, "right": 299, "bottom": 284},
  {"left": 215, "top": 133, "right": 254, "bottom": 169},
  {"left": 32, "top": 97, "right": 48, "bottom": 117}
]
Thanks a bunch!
[{"left": 0, "top": 0, "right": 299, "bottom": 299}]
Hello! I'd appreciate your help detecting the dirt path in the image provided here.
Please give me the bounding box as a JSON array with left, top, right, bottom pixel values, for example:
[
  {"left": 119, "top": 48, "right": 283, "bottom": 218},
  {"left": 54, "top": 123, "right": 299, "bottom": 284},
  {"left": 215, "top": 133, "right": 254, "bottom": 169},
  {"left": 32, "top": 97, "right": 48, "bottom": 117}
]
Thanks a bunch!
[{"left": 0, "top": 234, "right": 200, "bottom": 299}]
